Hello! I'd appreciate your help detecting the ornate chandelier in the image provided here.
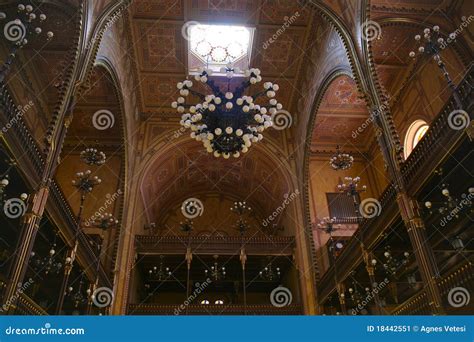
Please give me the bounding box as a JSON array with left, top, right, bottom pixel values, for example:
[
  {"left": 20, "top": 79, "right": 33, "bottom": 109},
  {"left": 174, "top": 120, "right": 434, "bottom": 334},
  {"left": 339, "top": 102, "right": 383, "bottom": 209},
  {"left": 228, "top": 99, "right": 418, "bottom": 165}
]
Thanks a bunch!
[
  {"left": 330, "top": 146, "right": 354, "bottom": 171},
  {"left": 172, "top": 66, "right": 286, "bottom": 158}
]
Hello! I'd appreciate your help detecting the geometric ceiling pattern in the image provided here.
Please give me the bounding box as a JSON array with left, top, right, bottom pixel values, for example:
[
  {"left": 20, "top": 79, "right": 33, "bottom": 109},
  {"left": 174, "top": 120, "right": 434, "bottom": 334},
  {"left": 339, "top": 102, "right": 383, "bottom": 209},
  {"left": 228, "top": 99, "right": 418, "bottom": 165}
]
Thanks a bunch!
[
  {"left": 129, "top": 0, "right": 312, "bottom": 226},
  {"left": 140, "top": 140, "right": 290, "bottom": 225},
  {"left": 311, "top": 75, "right": 369, "bottom": 152},
  {"left": 130, "top": 0, "right": 312, "bottom": 120}
]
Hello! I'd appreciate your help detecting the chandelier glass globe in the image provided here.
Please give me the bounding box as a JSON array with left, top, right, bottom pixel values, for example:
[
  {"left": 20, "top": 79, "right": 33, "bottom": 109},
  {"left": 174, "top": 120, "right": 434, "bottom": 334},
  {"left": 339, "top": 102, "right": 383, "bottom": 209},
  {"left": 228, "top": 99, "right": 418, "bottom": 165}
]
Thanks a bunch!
[{"left": 172, "top": 65, "right": 287, "bottom": 158}]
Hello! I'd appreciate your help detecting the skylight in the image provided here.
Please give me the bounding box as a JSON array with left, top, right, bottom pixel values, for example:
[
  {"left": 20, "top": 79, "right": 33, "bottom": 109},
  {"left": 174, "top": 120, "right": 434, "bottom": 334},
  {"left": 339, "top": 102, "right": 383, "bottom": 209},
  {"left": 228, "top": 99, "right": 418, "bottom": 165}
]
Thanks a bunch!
[{"left": 187, "top": 23, "right": 254, "bottom": 76}]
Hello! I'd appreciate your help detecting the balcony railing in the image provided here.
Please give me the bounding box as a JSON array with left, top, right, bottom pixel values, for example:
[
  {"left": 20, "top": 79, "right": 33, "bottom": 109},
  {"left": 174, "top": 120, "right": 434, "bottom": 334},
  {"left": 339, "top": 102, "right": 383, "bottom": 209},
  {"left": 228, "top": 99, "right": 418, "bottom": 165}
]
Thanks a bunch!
[
  {"left": 135, "top": 235, "right": 295, "bottom": 256},
  {"left": 317, "top": 183, "right": 398, "bottom": 302},
  {"left": 127, "top": 303, "right": 303, "bottom": 315},
  {"left": 16, "top": 293, "right": 48, "bottom": 315},
  {"left": 392, "top": 260, "right": 473, "bottom": 315},
  {"left": 0, "top": 83, "right": 111, "bottom": 288},
  {"left": 317, "top": 64, "right": 473, "bottom": 304},
  {"left": 401, "top": 64, "right": 473, "bottom": 193}
]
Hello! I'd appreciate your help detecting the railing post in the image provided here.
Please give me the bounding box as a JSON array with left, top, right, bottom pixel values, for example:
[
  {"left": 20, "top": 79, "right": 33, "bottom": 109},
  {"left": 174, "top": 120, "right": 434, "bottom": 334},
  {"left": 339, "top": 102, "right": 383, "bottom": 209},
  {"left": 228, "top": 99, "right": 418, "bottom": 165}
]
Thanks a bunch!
[{"left": 369, "top": 97, "right": 446, "bottom": 315}]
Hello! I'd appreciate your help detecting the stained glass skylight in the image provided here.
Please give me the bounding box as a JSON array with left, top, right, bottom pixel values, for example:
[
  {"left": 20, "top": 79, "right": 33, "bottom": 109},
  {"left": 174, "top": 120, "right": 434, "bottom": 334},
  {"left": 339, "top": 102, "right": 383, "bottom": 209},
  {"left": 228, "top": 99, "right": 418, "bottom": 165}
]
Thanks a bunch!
[{"left": 187, "top": 23, "right": 254, "bottom": 76}]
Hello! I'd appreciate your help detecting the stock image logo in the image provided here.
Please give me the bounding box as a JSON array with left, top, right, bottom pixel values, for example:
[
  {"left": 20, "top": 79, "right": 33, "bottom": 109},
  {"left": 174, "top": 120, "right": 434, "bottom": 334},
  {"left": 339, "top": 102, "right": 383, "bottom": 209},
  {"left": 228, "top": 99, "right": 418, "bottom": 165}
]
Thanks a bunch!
[
  {"left": 181, "top": 197, "right": 204, "bottom": 219},
  {"left": 359, "top": 198, "right": 382, "bottom": 219},
  {"left": 92, "top": 109, "right": 115, "bottom": 130},
  {"left": 181, "top": 21, "right": 200, "bottom": 41},
  {"left": 361, "top": 20, "right": 382, "bottom": 42},
  {"left": 4, "top": 19, "right": 26, "bottom": 43},
  {"left": 3, "top": 198, "right": 26, "bottom": 219},
  {"left": 271, "top": 110, "right": 292, "bottom": 130},
  {"left": 447, "top": 287, "right": 470, "bottom": 308},
  {"left": 92, "top": 287, "right": 114, "bottom": 308},
  {"left": 447, "top": 109, "right": 470, "bottom": 130},
  {"left": 270, "top": 286, "right": 292, "bottom": 308}
]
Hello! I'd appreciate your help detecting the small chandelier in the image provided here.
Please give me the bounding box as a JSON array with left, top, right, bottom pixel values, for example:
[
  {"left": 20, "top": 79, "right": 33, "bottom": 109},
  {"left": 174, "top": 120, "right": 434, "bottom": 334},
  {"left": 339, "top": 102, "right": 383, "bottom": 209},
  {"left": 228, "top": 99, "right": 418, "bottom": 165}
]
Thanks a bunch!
[
  {"left": 316, "top": 217, "right": 340, "bottom": 234},
  {"left": 89, "top": 213, "right": 118, "bottom": 230},
  {"left": 148, "top": 255, "right": 172, "bottom": 281},
  {"left": 204, "top": 254, "right": 226, "bottom": 281},
  {"left": 346, "top": 275, "right": 370, "bottom": 306},
  {"left": 230, "top": 201, "right": 251, "bottom": 215},
  {"left": 172, "top": 66, "right": 286, "bottom": 158},
  {"left": 330, "top": 146, "right": 354, "bottom": 171},
  {"left": 381, "top": 246, "right": 410, "bottom": 277},
  {"left": 424, "top": 185, "right": 474, "bottom": 217},
  {"left": 259, "top": 258, "right": 281, "bottom": 281},
  {"left": 80, "top": 148, "right": 106, "bottom": 166},
  {"left": 67, "top": 275, "right": 88, "bottom": 308},
  {"left": 231, "top": 201, "right": 252, "bottom": 235},
  {"left": 72, "top": 170, "right": 101, "bottom": 193},
  {"left": 337, "top": 176, "right": 367, "bottom": 196},
  {"left": 30, "top": 236, "right": 63, "bottom": 276}
]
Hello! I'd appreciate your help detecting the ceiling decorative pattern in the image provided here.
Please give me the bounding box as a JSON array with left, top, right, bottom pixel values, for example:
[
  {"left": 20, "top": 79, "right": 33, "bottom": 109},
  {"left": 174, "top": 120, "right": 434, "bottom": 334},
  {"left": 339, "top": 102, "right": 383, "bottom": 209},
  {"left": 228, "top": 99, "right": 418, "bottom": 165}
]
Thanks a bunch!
[
  {"left": 140, "top": 140, "right": 291, "bottom": 224},
  {"left": 311, "top": 75, "right": 369, "bottom": 151},
  {"left": 129, "top": 0, "right": 312, "bottom": 125}
]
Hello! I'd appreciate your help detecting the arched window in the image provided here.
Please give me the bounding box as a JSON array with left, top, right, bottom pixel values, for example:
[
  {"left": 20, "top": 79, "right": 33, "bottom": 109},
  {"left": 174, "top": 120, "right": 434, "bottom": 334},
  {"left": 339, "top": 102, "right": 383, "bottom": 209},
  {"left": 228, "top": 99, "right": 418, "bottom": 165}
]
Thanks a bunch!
[{"left": 404, "top": 120, "right": 429, "bottom": 159}]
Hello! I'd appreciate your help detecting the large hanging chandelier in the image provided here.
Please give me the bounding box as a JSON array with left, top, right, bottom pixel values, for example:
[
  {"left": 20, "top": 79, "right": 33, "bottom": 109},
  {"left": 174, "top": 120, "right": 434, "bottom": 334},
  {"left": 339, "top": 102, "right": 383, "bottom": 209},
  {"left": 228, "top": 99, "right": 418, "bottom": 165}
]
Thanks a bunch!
[{"left": 172, "top": 65, "right": 286, "bottom": 158}]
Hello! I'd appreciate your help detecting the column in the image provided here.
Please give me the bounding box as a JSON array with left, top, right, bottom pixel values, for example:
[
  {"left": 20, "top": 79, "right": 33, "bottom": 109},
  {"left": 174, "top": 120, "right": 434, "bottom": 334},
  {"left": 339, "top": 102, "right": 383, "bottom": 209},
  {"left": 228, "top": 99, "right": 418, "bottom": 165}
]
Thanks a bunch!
[{"left": 3, "top": 102, "right": 74, "bottom": 313}]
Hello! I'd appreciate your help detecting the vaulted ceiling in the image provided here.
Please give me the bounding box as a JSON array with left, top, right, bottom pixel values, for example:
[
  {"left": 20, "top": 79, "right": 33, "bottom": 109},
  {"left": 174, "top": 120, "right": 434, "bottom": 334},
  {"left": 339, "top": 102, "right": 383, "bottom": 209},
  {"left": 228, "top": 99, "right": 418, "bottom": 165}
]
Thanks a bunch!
[
  {"left": 311, "top": 75, "right": 369, "bottom": 152},
  {"left": 140, "top": 139, "right": 292, "bottom": 227},
  {"left": 128, "top": 0, "right": 314, "bottom": 225},
  {"left": 130, "top": 0, "right": 313, "bottom": 126},
  {"left": 3, "top": 0, "right": 471, "bottom": 234}
]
